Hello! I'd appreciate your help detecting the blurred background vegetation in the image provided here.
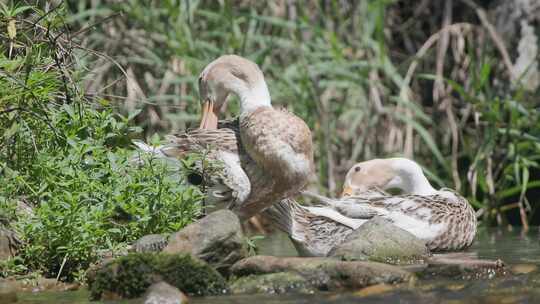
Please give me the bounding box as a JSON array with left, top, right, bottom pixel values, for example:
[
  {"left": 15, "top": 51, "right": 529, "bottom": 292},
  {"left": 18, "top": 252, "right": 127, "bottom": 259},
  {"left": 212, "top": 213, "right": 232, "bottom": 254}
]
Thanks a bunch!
[
  {"left": 1, "top": 0, "right": 539, "bottom": 279},
  {"left": 66, "top": 0, "right": 540, "bottom": 226}
]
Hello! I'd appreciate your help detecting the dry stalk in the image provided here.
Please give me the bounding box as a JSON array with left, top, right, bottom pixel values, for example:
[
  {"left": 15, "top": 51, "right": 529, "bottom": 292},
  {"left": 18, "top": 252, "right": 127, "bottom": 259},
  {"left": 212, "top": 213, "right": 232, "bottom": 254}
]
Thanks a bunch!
[
  {"left": 400, "top": 22, "right": 472, "bottom": 160},
  {"left": 433, "top": 0, "right": 462, "bottom": 191},
  {"left": 461, "top": 0, "right": 515, "bottom": 80}
]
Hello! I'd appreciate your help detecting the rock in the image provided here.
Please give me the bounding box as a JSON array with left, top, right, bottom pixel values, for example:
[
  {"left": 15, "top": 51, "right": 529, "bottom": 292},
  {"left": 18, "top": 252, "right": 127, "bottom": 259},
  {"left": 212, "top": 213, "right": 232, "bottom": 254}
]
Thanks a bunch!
[
  {"left": 164, "top": 210, "right": 246, "bottom": 273},
  {"left": 88, "top": 252, "right": 227, "bottom": 300},
  {"left": 143, "top": 282, "right": 188, "bottom": 304},
  {"left": 0, "top": 277, "right": 80, "bottom": 294},
  {"left": 230, "top": 272, "right": 315, "bottom": 294},
  {"left": 354, "top": 283, "right": 396, "bottom": 297},
  {"left": 132, "top": 234, "right": 169, "bottom": 253},
  {"left": 16, "top": 200, "right": 34, "bottom": 218},
  {"left": 29, "top": 277, "right": 61, "bottom": 293},
  {"left": 511, "top": 264, "right": 537, "bottom": 274},
  {"left": 329, "top": 217, "right": 429, "bottom": 264},
  {"left": 231, "top": 255, "right": 413, "bottom": 290},
  {"left": 0, "top": 227, "right": 19, "bottom": 260},
  {"left": 416, "top": 253, "right": 506, "bottom": 280},
  {"left": 0, "top": 280, "right": 17, "bottom": 303}
]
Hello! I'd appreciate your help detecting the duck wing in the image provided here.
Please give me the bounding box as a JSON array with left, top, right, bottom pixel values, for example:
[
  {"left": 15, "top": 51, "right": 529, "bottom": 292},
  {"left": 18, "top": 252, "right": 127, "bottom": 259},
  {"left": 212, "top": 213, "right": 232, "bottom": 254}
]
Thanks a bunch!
[
  {"left": 164, "top": 120, "right": 242, "bottom": 156},
  {"left": 132, "top": 121, "right": 251, "bottom": 210},
  {"left": 301, "top": 191, "right": 378, "bottom": 219},
  {"left": 333, "top": 192, "right": 477, "bottom": 251},
  {"left": 240, "top": 107, "right": 313, "bottom": 192}
]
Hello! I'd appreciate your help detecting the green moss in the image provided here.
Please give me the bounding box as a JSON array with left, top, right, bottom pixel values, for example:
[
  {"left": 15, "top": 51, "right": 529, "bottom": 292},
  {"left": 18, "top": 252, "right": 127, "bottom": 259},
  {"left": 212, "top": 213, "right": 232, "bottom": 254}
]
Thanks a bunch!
[
  {"left": 88, "top": 253, "right": 227, "bottom": 300},
  {"left": 154, "top": 253, "right": 227, "bottom": 296}
]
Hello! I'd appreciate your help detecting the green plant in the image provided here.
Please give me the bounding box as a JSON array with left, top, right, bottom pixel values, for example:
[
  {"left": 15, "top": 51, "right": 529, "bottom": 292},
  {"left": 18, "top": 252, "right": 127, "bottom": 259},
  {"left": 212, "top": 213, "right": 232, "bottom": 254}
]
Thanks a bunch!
[
  {"left": 437, "top": 69, "right": 540, "bottom": 226},
  {"left": 244, "top": 235, "right": 265, "bottom": 256},
  {"left": 0, "top": 256, "right": 28, "bottom": 278},
  {"left": 1, "top": 104, "right": 204, "bottom": 279},
  {"left": 0, "top": 3, "right": 204, "bottom": 280}
]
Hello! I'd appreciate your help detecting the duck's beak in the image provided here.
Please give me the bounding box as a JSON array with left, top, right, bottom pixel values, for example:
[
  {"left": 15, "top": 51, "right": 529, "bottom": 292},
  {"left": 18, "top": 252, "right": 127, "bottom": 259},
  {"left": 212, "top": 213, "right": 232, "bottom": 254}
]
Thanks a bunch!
[
  {"left": 199, "top": 99, "right": 218, "bottom": 129},
  {"left": 341, "top": 186, "right": 353, "bottom": 197}
]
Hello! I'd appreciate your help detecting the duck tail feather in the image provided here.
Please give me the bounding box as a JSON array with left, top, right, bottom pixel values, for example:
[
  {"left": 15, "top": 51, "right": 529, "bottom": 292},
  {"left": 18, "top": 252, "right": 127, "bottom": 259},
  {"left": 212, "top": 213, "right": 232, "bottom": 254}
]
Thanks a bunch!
[
  {"left": 132, "top": 140, "right": 166, "bottom": 156},
  {"left": 130, "top": 140, "right": 184, "bottom": 169},
  {"left": 261, "top": 198, "right": 298, "bottom": 233}
]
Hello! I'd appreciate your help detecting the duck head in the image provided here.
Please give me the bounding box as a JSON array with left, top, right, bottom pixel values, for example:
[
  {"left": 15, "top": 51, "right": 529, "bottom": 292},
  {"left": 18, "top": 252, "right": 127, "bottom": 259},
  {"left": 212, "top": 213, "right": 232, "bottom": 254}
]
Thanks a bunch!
[
  {"left": 198, "top": 55, "right": 271, "bottom": 129},
  {"left": 342, "top": 157, "right": 437, "bottom": 196}
]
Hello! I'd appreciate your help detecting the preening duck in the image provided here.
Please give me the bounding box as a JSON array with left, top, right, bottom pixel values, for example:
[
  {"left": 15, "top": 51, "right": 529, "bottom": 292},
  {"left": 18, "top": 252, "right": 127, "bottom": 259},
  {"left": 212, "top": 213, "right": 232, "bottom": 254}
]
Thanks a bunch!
[
  {"left": 331, "top": 158, "right": 477, "bottom": 251},
  {"left": 135, "top": 55, "right": 314, "bottom": 221},
  {"left": 264, "top": 158, "right": 477, "bottom": 256}
]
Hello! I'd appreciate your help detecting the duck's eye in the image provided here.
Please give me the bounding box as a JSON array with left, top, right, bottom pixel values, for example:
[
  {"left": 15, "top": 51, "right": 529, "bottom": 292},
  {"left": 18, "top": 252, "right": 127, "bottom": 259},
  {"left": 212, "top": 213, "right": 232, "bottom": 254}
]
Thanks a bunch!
[{"left": 354, "top": 166, "right": 361, "bottom": 172}]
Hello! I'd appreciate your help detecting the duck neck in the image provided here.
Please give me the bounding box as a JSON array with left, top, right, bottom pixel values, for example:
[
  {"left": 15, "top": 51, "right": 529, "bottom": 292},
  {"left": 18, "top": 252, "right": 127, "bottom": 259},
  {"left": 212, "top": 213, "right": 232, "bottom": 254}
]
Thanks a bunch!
[
  {"left": 390, "top": 158, "right": 437, "bottom": 195},
  {"left": 237, "top": 80, "right": 272, "bottom": 115}
]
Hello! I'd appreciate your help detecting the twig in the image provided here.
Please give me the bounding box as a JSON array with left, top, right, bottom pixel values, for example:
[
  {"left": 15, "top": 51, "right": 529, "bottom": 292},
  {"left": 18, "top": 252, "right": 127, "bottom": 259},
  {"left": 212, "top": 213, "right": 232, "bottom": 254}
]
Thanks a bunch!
[
  {"left": 0, "top": 107, "right": 21, "bottom": 115},
  {"left": 403, "top": 23, "right": 472, "bottom": 88},
  {"left": 56, "top": 253, "right": 69, "bottom": 282},
  {"left": 433, "top": 0, "right": 452, "bottom": 103},
  {"left": 400, "top": 22, "right": 472, "bottom": 159},
  {"left": 435, "top": 0, "right": 461, "bottom": 191},
  {"left": 70, "top": 12, "right": 123, "bottom": 39}
]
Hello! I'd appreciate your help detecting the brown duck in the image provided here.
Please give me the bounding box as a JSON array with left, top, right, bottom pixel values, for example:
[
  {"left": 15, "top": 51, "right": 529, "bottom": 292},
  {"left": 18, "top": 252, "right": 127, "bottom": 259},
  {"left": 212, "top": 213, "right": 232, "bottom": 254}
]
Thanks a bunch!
[{"left": 135, "top": 55, "right": 314, "bottom": 221}]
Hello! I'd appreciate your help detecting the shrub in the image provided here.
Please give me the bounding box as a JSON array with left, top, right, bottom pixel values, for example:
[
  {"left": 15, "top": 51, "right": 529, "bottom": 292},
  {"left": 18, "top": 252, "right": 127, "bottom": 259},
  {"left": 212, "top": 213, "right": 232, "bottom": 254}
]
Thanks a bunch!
[
  {"left": 1, "top": 103, "right": 204, "bottom": 279},
  {"left": 0, "top": 3, "right": 204, "bottom": 280}
]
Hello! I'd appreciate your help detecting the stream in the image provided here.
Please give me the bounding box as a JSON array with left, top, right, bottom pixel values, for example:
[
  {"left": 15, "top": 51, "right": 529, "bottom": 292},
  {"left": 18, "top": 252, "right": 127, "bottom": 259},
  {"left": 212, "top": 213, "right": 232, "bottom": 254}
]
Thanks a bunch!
[{"left": 16, "top": 227, "right": 540, "bottom": 304}]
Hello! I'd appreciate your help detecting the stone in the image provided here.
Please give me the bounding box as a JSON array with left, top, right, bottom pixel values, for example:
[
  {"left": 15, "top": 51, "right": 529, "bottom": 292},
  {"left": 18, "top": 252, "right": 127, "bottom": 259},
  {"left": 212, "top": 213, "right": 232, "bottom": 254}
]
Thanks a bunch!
[
  {"left": 511, "top": 264, "right": 537, "bottom": 274},
  {"left": 0, "top": 227, "right": 19, "bottom": 260},
  {"left": 88, "top": 253, "right": 227, "bottom": 300},
  {"left": 164, "top": 210, "right": 246, "bottom": 273},
  {"left": 230, "top": 272, "right": 315, "bottom": 294},
  {"left": 132, "top": 234, "right": 169, "bottom": 253},
  {"left": 143, "top": 282, "right": 188, "bottom": 304},
  {"left": 231, "top": 255, "right": 413, "bottom": 290},
  {"left": 417, "top": 254, "right": 506, "bottom": 280},
  {"left": 0, "top": 277, "right": 80, "bottom": 294},
  {"left": 0, "top": 280, "right": 18, "bottom": 304},
  {"left": 329, "top": 217, "right": 430, "bottom": 264},
  {"left": 16, "top": 200, "right": 34, "bottom": 218},
  {"left": 354, "top": 283, "right": 396, "bottom": 297}
]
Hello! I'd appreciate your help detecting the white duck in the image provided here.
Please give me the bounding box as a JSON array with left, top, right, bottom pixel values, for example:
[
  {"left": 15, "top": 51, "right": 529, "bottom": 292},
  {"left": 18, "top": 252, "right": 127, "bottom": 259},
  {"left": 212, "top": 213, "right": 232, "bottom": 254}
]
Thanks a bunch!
[{"left": 264, "top": 158, "right": 477, "bottom": 256}]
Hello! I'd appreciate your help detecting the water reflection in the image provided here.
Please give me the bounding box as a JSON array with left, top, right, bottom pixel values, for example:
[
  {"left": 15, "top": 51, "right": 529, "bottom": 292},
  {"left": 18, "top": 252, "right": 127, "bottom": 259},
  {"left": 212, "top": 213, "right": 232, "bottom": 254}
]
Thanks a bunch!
[
  {"left": 16, "top": 227, "right": 540, "bottom": 304},
  {"left": 471, "top": 227, "right": 540, "bottom": 264}
]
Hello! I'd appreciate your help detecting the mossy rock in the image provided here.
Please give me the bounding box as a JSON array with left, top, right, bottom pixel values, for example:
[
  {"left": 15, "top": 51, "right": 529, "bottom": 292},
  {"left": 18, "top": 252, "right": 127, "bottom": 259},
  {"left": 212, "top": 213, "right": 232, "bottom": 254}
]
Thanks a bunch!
[
  {"left": 230, "top": 272, "right": 315, "bottom": 294},
  {"left": 329, "top": 217, "right": 429, "bottom": 264},
  {"left": 88, "top": 252, "right": 227, "bottom": 300},
  {"left": 231, "top": 256, "right": 413, "bottom": 290},
  {"left": 163, "top": 209, "right": 246, "bottom": 275}
]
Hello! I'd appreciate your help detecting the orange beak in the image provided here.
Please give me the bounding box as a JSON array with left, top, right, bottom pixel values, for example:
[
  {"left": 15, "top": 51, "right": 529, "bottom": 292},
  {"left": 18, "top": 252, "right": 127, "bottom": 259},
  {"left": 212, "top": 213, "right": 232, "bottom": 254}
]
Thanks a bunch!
[
  {"left": 199, "top": 99, "right": 218, "bottom": 130},
  {"left": 341, "top": 186, "right": 353, "bottom": 197}
]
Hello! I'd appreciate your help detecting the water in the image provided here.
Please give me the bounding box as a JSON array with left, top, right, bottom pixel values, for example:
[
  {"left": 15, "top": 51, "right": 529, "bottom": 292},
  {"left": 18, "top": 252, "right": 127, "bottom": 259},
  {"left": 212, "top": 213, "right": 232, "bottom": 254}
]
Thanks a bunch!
[{"left": 15, "top": 227, "right": 540, "bottom": 304}]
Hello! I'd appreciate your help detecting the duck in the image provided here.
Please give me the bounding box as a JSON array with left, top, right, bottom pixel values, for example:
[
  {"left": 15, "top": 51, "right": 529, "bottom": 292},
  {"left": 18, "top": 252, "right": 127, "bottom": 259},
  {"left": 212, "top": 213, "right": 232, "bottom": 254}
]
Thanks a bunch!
[
  {"left": 135, "top": 55, "right": 314, "bottom": 221},
  {"left": 263, "top": 193, "right": 379, "bottom": 257},
  {"left": 133, "top": 120, "right": 247, "bottom": 212},
  {"left": 263, "top": 158, "right": 477, "bottom": 256}
]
